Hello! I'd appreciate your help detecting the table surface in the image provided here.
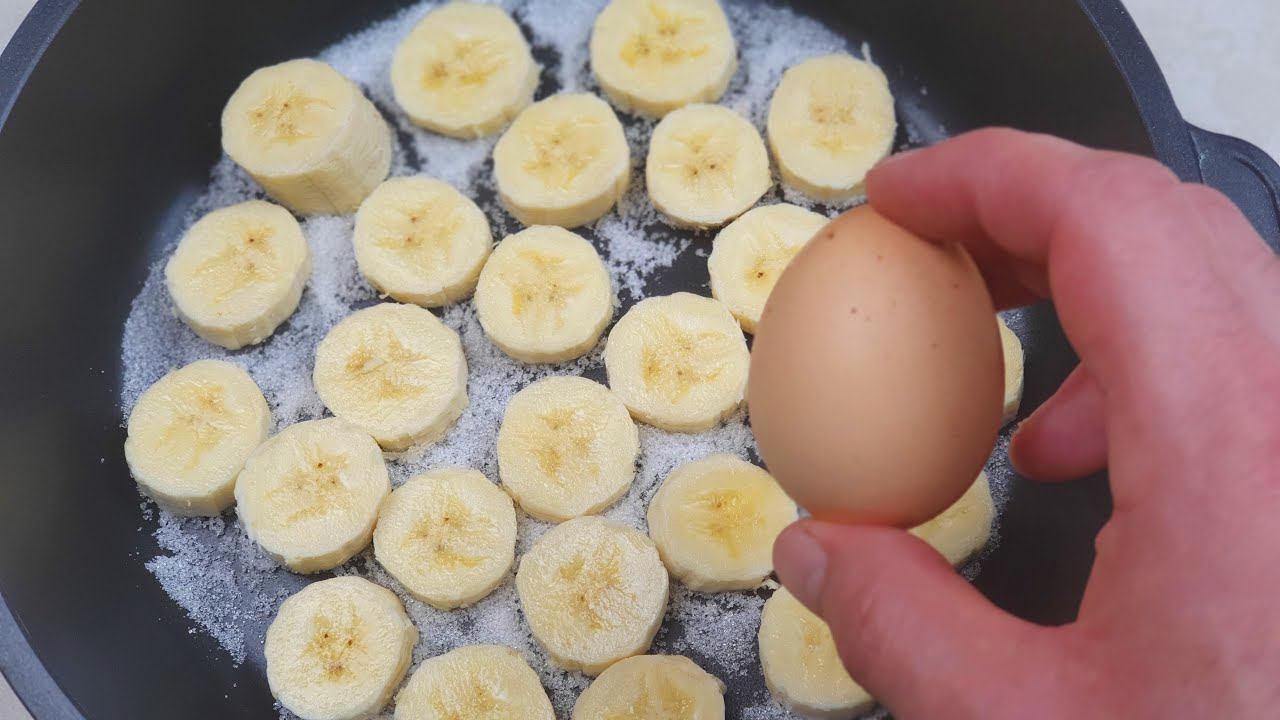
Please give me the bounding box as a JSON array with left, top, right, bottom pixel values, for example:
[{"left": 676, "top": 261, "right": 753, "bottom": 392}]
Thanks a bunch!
[{"left": 1, "top": 0, "right": 1277, "bottom": 717}]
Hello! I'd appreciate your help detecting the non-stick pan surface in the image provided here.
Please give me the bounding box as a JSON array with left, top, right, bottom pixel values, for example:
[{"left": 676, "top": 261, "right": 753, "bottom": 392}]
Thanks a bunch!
[{"left": 1, "top": 0, "right": 1278, "bottom": 718}]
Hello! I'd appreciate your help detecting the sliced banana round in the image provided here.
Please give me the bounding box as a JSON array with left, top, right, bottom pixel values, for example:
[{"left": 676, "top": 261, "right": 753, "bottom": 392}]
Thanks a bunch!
[
  {"left": 496, "top": 376, "right": 639, "bottom": 522},
  {"left": 391, "top": 2, "right": 538, "bottom": 139},
  {"left": 235, "top": 418, "right": 390, "bottom": 573},
  {"left": 572, "top": 654, "right": 726, "bottom": 719},
  {"left": 124, "top": 359, "right": 270, "bottom": 516},
  {"left": 708, "top": 203, "right": 828, "bottom": 333},
  {"left": 909, "top": 471, "right": 995, "bottom": 566},
  {"left": 647, "top": 454, "right": 797, "bottom": 592},
  {"left": 767, "top": 53, "right": 897, "bottom": 205},
  {"left": 474, "top": 226, "right": 613, "bottom": 363},
  {"left": 759, "top": 586, "right": 874, "bottom": 720},
  {"left": 604, "top": 292, "right": 749, "bottom": 432},
  {"left": 353, "top": 176, "right": 493, "bottom": 308},
  {"left": 313, "top": 303, "right": 468, "bottom": 450},
  {"left": 266, "top": 576, "right": 417, "bottom": 720},
  {"left": 516, "top": 516, "right": 669, "bottom": 675},
  {"left": 493, "top": 93, "right": 631, "bottom": 228},
  {"left": 590, "top": 0, "right": 737, "bottom": 117},
  {"left": 222, "top": 58, "right": 391, "bottom": 215},
  {"left": 646, "top": 104, "right": 771, "bottom": 229},
  {"left": 999, "top": 316, "right": 1025, "bottom": 425},
  {"left": 164, "top": 200, "right": 311, "bottom": 349},
  {"left": 394, "top": 644, "right": 554, "bottom": 720},
  {"left": 373, "top": 468, "right": 516, "bottom": 610}
]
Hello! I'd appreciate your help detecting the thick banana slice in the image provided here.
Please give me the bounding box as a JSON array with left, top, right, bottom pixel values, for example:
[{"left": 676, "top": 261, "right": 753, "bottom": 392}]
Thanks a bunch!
[
  {"left": 124, "top": 359, "right": 270, "bottom": 516},
  {"left": 909, "top": 471, "right": 995, "bottom": 566},
  {"left": 516, "top": 516, "right": 669, "bottom": 675},
  {"left": 394, "top": 644, "right": 554, "bottom": 720},
  {"left": 759, "top": 587, "right": 874, "bottom": 720},
  {"left": 999, "top": 316, "right": 1025, "bottom": 425},
  {"left": 391, "top": 2, "right": 538, "bottom": 139},
  {"left": 767, "top": 53, "right": 896, "bottom": 204},
  {"left": 474, "top": 226, "right": 613, "bottom": 363},
  {"left": 313, "top": 303, "right": 468, "bottom": 450},
  {"left": 604, "top": 292, "right": 749, "bottom": 432},
  {"left": 496, "top": 376, "right": 639, "bottom": 522},
  {"left": 492, "top": 93, "right": 631, "bottom": 228},
  {"left": 353, "top": 177, "right": 493, "bottom": 308},
  {"left": 647, "top": 454, "right": 797, "bottom": 591},
  {"left": 646, "top": 104, "right": 771, "bottom": 228},
  {"left": 222, "top": 59, "right": 391, "bottom": 215},
  {"left": 373, "top": 468, "right": 516, "bottom": 609},
  {"left": 589, "top": 0, "right": 737, "bottom": 117},
  {"left": 572, "top": 654, "right": 726, "bottom": 719},
  {"left": 164, "top": 200, "right": 311, "bottom": 349},
  {"left": 235, "top": 418, "right": 390, "bottom": 573},
  {"left": 266, "top": 576, "right": 417, "bottom": 720},
  {"left": 708, "top": 203, "right": 828, "bottom": 333}
]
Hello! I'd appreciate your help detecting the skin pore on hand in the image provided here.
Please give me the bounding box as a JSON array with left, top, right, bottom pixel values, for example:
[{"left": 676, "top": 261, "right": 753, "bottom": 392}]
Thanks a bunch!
[{"left": 773, "top": 128, "right": 1280, "bottom": 720}]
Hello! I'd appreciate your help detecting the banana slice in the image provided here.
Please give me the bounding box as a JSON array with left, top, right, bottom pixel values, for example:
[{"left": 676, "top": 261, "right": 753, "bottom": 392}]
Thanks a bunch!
[
  {"left": 235, "top": 418, "right": 390, "bottom": 573},
  {"left": 124, "top": 359, "right": 270, "bottom": 516},
  {"left": 474, "top": 226, "right": 613, "bottom": 363},
  {"left": 492, "top": 93, "right": 631, "bottom": 228},
  {"left": 394, "top": 644, "right": 554, "bottom": 720},
  {"left": 767, "top": 53, "right": 897, "bottom": 205},
  {"left": 647, "top": 454, "right": 797, "bottom": 592},
  {"left": 373, "top": 468, "right": 517, "bottom": 610},
  {"left": 353, "top": 177, "right": 493, "bottom": 308},
  {"left": 391, "top": 2, "right": 538, "bottom": 139},
  {"left": 496, "top": 376, "right": 639, "bottom": 522},
  {"left": 759, "top": 586, "right": 874, "bottom": 720},
  {"left": 707, "top": 203, "right": 828, "bottom": 333},
  {"left": 572, "top": 654, "right": 726, "bottom": 719},
  {"left": 313, "top": 303, "right": 468, "bottom": 450},
  {"left": 646, "top": 104, "right": 771, "bottom": 228},
  {"left": 589, "top": 0, "right": 737, "bottom": 117},
  {"left": 999, "top": 316, "right": 1025, "bottom": 425},
  {"left": 604, "top": 292, "right": 749, "bottom": 432},
  {"left": 266, "top": 576, "right": 417, "bottom": 720},
  {"left": 222, "top": 58, "right": 391, "bottom": 215},
  {"left": 909, "top": 471, "right": 995, "bottom": 566},
  {"left": 516, "top": 516, "right": 669, "bottom": 675},
  {"left": 164, "top": 200, "right": 311, "bottom": 349}
]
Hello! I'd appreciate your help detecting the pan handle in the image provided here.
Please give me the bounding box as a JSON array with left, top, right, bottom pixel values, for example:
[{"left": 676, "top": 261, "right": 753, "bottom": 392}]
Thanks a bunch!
[{"left": 1187, "top": 124, "right": 1280, "bottom": 251}]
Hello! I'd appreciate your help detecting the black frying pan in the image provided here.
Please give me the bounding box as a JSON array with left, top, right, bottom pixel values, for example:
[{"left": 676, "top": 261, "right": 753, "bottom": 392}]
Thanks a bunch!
[{"left": 1, "top": 0, "right": 1278, "bottom": 718}]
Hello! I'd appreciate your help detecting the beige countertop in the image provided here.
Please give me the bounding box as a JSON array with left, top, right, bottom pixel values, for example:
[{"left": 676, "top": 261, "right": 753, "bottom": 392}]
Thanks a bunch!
[{"left": 1, "top": 0, "right": 1277, "bottom": 717}]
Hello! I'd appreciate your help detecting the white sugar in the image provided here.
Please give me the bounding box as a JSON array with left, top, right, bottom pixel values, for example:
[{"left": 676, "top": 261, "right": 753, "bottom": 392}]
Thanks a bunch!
[{"left": 121, "top": 2, "right": 986, "bottom": 719}]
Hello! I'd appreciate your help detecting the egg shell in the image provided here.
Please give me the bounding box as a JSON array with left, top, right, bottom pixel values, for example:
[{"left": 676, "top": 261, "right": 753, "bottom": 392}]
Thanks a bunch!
[{"left": 748, "top": 206, "right": 1003, "bottom": 528}]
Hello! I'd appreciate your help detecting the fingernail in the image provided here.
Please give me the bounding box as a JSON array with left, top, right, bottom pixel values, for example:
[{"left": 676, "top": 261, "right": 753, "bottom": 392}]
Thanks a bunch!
[{"left": 774, "top": 524, "right": 828, "bottom": 609}]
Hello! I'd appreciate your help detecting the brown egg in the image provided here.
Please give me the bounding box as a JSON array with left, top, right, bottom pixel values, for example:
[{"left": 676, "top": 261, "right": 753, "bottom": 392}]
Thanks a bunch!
[{"left": 749, "top": 206, "right": 1003, "bottom": 528}]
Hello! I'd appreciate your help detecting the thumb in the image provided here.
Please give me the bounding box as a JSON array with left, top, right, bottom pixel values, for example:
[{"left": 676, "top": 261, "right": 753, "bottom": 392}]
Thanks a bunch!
[{"left": 773, "top": 520, "right": 1079, "bottom": 719}]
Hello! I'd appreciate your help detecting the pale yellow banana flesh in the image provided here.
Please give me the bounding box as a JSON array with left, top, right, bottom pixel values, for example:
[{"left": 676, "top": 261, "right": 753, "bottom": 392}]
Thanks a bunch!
[
  {"left": 1000, "top": 316, "right": 1025, "bottom": 425},
  {"left": 221, "top": 58, "right": 391, "bottom": 215},
  {"left": 474, "top": 225, "right": 614, "bottom": 363},
  {"left": 265, "top": 576, "right": 417, "bottom": 720},
  {"left": 572, "top": 654, "right": 727, "bottom": 719},
  {"left": 909, "top": 471, "right": 996, "bottom": 566},
  {"left": 646, "top": 103, "right": 772, "bottom": 228},
  {"left": 391, "top": 2, "right": 539, "bottom": 139},
  {"left": 516, "top": 516, "right": 669, "bottom": 676},
  {"left": 312, "top": 303, "right": 468, "bottom": 451},
  {"left": 647, "top": 454, "right": 798, "bottom": 591},
  {"left": 164, "top": 200, "right": 312, "bottom": 350},
  {"left": 604, "top": 292, "right": 750, "bottom": 432},
  {"left": 496, "top": 376, "right": 639, "bottom": 521},
  {"left": 124, "top": 359, "right": 270, "bottom": 516},
  {"left": 590, "top": 0, "right": 738, "bottom": 117},
  {"left": 234, "top": 417, "right": 390, "bottom": 573},
  {"left": 394, "top": 644, "right": 554, "bottom": 720},
  {"left": 708, "top": 203, "right": 829, "bottom": 333}
]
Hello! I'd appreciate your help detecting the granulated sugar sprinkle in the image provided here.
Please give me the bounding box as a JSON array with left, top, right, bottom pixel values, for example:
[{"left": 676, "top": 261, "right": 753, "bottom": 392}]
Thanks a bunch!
[{"left": 120, "top": 1, "right": 1001, "bottom": 718}]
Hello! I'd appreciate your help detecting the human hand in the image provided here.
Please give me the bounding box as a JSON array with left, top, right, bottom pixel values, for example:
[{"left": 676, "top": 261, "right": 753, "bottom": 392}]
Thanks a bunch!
[{"left": 772, "top": 128, "right": 1280, "bottom": 719}]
